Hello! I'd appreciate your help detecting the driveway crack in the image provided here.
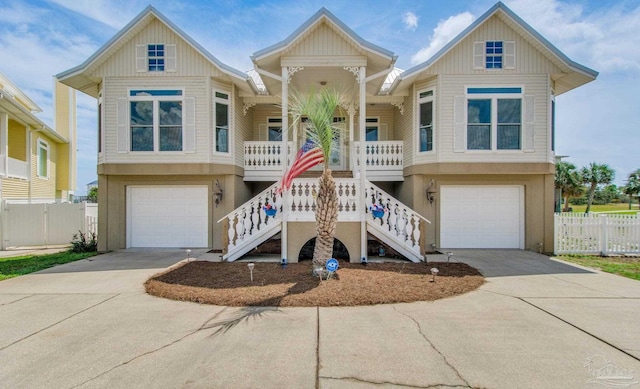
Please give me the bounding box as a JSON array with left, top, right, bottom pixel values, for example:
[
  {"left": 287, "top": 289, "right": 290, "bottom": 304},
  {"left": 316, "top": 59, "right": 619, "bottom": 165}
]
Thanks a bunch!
[
  {"left": 320, "top": 375, "right": 471, "bottom": 388},
  {"left": 392, "top": 306, "right": 472, "bottom": 388},
  {"left": 0, "top": 294, "right": 35, "bottom": 306},
  {"left": 0, "top": 294, "right": 119, "bottom": 351},
  {"left": 72, "top": 307, "right": 228, "bottom": 388}
]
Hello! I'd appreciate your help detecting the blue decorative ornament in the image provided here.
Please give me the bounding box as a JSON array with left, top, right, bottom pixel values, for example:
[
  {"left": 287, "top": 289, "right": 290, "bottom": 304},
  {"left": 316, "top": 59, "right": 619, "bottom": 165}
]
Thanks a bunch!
[{"left": 326, "top": 258, "right": 339, "bottom": 272}]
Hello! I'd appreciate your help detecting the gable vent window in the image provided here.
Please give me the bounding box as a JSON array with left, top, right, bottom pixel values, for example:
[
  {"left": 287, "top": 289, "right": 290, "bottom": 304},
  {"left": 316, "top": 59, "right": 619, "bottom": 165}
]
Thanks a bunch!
[
  {"left": 474, "top": 41, "right": 515, "bottom": 70},
  {"left": 136, "top": 44, "right": 176, "bottom": 73}
]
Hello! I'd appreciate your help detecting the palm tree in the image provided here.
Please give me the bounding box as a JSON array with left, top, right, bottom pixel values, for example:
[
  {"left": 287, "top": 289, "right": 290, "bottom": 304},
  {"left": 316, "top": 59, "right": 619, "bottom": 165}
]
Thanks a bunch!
[
  {"left": 555, "top": 161, "right": 583, "bottom": 212},
  {"left": 623, "top": 169, "right": 640, "bottom": 210},
  {"left": 288, "top": 88, "right": 345, "bottom": 271},
  {"left": 580, "top": 162, "right": 615, "bottom": 214}
]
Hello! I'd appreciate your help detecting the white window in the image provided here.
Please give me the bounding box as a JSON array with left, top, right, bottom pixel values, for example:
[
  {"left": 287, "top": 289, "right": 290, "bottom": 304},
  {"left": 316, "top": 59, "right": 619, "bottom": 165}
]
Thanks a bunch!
[
  {"left": 417, "top": 89, "right": 434, "bottom": 152},
  {"left": 365, "top": 117, "right": 379, "bottom": 141},
  {"left": 37, "top": 138, "right": 49, "bottom": 178},
  {"left": 129, "top": 90, "right": 184, "bottom": 152},
  {"left": 136, "top": 44, "right": 176, "bottom": 73},
  {"left": 267, "top": 117, "right": 282, "bottom": 141},
  {"left": 473, "top": 41, "right": 515, "bottom": 70},
  {"left": 214, "top": 91, "right": 229, "bottom": 153},
  {"left": 465, "top": 87, "right": 522, "bottom": 151}
]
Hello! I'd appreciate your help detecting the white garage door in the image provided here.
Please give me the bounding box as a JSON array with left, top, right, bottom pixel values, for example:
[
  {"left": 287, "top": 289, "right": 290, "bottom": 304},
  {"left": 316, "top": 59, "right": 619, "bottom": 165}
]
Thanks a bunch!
[
  {"left": 440, "top": 186, "right": 523, "bottom": 249},
  {"left": 127, "top": 186, "right": 208, "bottom": 248}
]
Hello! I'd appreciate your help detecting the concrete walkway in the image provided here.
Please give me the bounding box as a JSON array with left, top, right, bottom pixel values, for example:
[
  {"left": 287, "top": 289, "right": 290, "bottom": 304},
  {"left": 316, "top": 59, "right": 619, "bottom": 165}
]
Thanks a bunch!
[{"left": 0, "top": 249, "right": 639, "bottom": 388}]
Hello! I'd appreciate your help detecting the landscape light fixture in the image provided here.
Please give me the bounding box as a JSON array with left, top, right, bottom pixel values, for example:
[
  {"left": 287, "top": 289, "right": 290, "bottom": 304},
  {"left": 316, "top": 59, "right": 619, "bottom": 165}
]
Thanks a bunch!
[
  {"left": 247, "top": 263, "right": 255, "bottom": 281},
  {"left": 186, "top": 249, "right": 191, "bottom": 261},
  {"left": 430, "top": 267, "right": 439, "bottom": 282},
  {"left": 447, "top": 252, "right": 453, "bottom": 265}
]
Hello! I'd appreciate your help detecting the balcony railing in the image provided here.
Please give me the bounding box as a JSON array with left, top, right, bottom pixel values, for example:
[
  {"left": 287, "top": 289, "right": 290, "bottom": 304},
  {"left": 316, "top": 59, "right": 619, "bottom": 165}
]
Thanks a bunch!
[
  {"left": 7, "top": 157, "right": 28, "bottom": 179},
  {"left": 244, "top": 140, "right": 404, "bottom": 181}
]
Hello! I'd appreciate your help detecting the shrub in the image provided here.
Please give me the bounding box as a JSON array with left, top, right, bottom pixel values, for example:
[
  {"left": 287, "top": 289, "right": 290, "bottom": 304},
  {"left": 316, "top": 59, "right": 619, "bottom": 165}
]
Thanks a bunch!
[{"left": 71, "top": 230, "right": 98, "bottom": 253}]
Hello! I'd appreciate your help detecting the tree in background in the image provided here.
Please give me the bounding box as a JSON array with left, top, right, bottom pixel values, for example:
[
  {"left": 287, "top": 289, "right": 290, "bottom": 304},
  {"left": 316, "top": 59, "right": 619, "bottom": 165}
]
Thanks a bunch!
[
  {"left": 623, "top": 169, "right": 640, "bottom": 210},
  {"left": 580, "top": 162, "right": 615, "bottom": 214},
  {"left": 555, "top": 161, "right": 583, "bottom": 212},
  {"left": 87, "top": 187, "right": 98, "bottom": 203}
]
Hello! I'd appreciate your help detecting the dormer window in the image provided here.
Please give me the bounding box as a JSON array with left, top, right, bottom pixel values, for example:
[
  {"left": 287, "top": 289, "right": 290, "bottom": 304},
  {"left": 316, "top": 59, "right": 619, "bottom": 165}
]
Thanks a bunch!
[
  {"left": 474, "top": 41, "right": 515, "bottom": 70},
  {"left": 136, "top": 44, "right": 176, "bottom": 73}
]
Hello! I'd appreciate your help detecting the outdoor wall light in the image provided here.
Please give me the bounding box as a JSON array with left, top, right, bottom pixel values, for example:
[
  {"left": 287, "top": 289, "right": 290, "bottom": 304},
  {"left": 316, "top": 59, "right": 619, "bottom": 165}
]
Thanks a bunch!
[
  {"left": 426, "top": 179, "right": 436, "bottom": 205},
  {"left": 213, "top": 179, "right": 223, "bottom": 207},
  {"left": 430, "top": 267, "right": 439, "bottom": 282}
]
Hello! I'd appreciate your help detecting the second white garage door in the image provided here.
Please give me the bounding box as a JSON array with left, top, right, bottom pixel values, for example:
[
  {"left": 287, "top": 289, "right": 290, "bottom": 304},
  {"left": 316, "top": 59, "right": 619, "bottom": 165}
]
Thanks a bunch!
[
  {"left": 127, "top": 186, "right": 208, "bottom": 248},
  {"left": 440, "top": 185, "right": 524, "bottom": 249}
]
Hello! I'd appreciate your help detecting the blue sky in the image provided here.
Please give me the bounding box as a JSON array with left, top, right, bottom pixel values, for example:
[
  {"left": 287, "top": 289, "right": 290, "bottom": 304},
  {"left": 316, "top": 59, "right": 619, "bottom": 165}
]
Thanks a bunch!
[{"left": 1, "top": 0, "right": 638, "bottom": 194}]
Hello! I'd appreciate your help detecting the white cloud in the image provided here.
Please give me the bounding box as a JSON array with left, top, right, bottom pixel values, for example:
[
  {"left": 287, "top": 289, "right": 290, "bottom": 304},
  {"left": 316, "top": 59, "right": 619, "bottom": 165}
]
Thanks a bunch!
[
  {"left": 49, "top": 0, "right": 142, "bottom": 29},
  {"left": 506, "top": 0, "right": 640, "bottom": 73},
  {"left": 402, "top": 11, "right": 418, "bottom": 31},
  {"left": 410, "top": 12, "right": 474, "bottom": 65}
]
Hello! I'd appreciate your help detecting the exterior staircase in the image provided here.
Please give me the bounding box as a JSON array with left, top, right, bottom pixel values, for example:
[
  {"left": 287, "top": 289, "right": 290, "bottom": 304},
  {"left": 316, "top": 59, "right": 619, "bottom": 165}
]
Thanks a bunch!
[{"left": 219, "top": 179, "right": 429, "bottom": 262}]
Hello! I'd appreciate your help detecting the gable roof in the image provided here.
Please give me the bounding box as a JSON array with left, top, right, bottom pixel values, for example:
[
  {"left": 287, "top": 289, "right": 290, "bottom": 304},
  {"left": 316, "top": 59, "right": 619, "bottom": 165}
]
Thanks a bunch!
[
  {"left": 57, "top": 5, "right": 253, "bottom": 97},
  {"left": 252, "top": 7, "right": 395, "bottom": 62},
  {"left": 390, "top": 1, "right": 598, "bottom": 95}
]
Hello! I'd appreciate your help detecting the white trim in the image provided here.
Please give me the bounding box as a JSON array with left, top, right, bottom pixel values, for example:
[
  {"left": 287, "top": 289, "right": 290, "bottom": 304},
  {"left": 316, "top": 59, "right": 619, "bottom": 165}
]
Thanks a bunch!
[
  {"left": 463, "top": 85, "right": 525, "bottom": 152},
  {"left": 416, "top": 87, "right": 436, "bottom": 154},
  {"left": 36, "top": 137, "right": 49, "bottom": 179},
  {"left": 212, "top": 88, "right": 232, "bottom": 155}
]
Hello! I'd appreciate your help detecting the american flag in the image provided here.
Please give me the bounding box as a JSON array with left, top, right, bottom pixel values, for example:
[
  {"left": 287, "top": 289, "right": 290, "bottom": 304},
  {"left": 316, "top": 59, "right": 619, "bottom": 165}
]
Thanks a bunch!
[{"left": 277, "top": 140, "right": 324, "bottom": 193}]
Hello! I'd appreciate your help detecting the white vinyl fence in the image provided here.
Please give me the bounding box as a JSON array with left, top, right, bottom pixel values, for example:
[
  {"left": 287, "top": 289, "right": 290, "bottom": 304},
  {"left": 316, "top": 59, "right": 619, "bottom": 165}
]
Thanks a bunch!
[
  {"left": 0, "top": 201, "right": 97, "bottom": 250},
  {"left": 554, "top": 213, "right": 640, "bottom": 255}
]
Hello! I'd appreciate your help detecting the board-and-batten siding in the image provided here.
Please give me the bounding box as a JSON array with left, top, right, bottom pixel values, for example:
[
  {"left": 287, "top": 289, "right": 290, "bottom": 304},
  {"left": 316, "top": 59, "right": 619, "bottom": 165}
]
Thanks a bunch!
[
  {"left": 104, "top": 77, "right": 209, "bottom": 164},
  {"left": 418, "top": 15, "right": 564, "bottom": 76},
  {"left": 91, "top": 19, "right": 224, "bottom": 79},
  {"left": 234, "top": 86, "right": 251, "bottom": 167},
  {"left": 286, "top": 23, "right": 362, "bottom": 57},
  {"left": 394, "top": 86, "right": 415, "bottom": 167},
  {"left": 437, "top": 73, "right": 549, "bottom": 163}
]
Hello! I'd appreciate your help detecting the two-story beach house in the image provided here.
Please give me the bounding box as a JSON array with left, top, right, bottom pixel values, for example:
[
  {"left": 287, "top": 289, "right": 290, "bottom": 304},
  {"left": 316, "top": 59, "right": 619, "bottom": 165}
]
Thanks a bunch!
[
  {"left": 57, "top": 2, "right": 597, "bottom": 261},
  {"left": 0, "top": 73, "right": 76, "bottom": 204}
]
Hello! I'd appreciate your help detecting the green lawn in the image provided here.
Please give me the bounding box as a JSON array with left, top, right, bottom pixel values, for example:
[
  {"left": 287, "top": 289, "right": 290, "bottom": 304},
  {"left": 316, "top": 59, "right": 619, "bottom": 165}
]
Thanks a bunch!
[
  {"left": 568, "top": 203, "right": 639, "bottom": 214},
  {"left": 0, "top": 251, "right": 98, "bottom": 281},
  {"left": 558, "top": 255, "right": 640, "bottom": 281}
]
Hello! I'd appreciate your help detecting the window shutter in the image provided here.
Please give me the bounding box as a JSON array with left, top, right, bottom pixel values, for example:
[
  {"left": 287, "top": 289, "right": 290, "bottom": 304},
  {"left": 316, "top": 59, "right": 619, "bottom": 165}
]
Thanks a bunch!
[
  {"left": 379, "top": 123, "right": 388, "bottom": 141},
  {"left": 184, "top": 97, "right": 196, "bottom": 153},
  {"left": 473, "top": 41, "right": 485, "bottom": 69},
  {"left": 165, "top": 44, "right": 177, "bottom": 72},
  {"left": 523, "top": 95, "right": 535, "bottom": 152},
  {"left": 117, "top": 98, "right": 129, "bottom": 152},
  {"left": 453, "top": 96, "right": 466, "bottom": 152},
  {"left": 135, "top": 44, "right": 147, "bottom": 72},
  {"left": 504, "top": 41, "right": 516, "bottom": 69},
  {"left": 258, "top": 124, "right": 267, "bottom": 141}
]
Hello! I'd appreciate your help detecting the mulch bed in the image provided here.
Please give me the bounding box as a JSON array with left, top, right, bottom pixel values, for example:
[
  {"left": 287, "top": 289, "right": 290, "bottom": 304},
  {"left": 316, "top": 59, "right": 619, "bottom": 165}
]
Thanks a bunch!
[{"left": 145, "top": 260, "right": 484, "bottom": 307}]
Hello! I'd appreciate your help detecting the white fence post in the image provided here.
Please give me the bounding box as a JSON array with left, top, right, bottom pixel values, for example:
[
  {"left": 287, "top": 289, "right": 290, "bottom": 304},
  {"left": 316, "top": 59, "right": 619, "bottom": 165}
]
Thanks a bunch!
[
  {"left": 554, "top": 212, "right": 639, "bottom": 255},
  {"left": 599, "top": 214, "right": 608, "bottom": 255}
]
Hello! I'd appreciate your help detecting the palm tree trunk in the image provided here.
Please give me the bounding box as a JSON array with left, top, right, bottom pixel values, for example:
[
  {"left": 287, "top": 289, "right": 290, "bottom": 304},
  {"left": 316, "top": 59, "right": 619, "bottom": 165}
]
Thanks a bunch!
[
  {"left": 586, "top": 184, "right": 597, "bottom": 214},
  {"left": 312, "top": 169, "right": 338, "bottom": 270},
  {"left": 563, "top": 195, "right": 571, "bottom": 212}
]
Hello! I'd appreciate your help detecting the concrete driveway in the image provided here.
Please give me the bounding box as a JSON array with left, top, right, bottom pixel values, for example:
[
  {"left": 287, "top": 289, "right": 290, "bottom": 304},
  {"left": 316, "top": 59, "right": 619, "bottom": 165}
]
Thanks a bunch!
[{"left": 0, "top": 249, "right": 639, "bottom": 388}]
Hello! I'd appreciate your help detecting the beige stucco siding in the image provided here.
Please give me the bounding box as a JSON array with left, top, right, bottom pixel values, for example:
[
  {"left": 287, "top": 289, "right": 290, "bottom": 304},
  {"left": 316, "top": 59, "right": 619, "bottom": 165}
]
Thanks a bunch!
[
  {"left": 102, "top": 76, "right": 212, "bottom": 164},
  {"left": 91, "top": 19, "right": 224, "bottom": 78},
  {"left": 420, "top": 15, "right": 564, "bottom": 76}
]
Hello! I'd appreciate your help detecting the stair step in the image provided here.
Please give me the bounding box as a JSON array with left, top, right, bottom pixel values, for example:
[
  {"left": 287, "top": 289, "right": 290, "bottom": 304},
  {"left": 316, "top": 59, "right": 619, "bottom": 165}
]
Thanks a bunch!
[{"left": 298, "top": 170, "right": 353, "bottom": 178}]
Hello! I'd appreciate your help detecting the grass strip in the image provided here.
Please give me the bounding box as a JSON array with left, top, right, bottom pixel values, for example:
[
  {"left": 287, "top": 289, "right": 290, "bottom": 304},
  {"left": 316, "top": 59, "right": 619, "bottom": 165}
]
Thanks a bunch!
[
  {"left": 0, "top": 251, "right": 97, "bottom": 281},
  {"left": 558, "top": 255, "right": 640, "bottom": 281}
]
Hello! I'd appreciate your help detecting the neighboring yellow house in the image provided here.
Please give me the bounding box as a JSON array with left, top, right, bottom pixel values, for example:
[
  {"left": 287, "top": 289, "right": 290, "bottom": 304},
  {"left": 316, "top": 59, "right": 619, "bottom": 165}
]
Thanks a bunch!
[{"left": 0, "top": 73, "right": 76, "bottom": 203}]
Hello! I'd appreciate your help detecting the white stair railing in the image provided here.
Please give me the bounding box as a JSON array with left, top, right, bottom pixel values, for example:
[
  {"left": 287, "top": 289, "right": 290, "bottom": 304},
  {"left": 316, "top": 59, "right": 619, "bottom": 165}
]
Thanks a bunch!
[
  {"left": 365, "top": 181, "right": 430, "bottom": 262},
  {"left": 218, "top": 182, "right": 283, "bottom": 261}
]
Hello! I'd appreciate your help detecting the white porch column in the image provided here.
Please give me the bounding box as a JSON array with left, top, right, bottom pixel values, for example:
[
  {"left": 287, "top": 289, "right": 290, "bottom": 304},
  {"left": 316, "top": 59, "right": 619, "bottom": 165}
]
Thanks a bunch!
[
  {"left": 347, "top": 104, "right": 356, "bottom": 176},
  {"left": 358, "top": 66, "right": 367, "bottom": 261},
  {"left": 281, "top": 66, "right": 289, "bottom": 262}
]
